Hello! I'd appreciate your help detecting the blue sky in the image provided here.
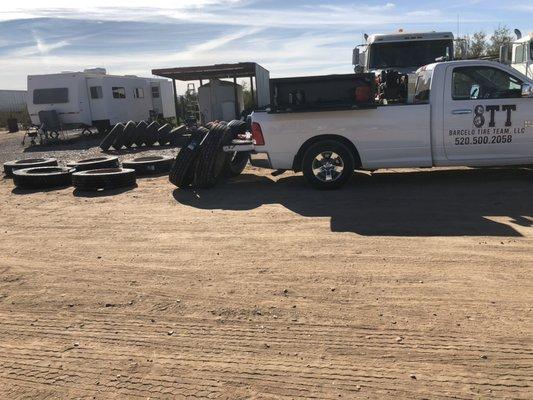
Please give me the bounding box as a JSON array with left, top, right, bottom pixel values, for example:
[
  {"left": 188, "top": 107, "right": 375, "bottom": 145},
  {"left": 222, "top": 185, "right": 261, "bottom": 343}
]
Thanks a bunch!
[{"left": 0, "top": 0, "right": 531, "bottom": 92}]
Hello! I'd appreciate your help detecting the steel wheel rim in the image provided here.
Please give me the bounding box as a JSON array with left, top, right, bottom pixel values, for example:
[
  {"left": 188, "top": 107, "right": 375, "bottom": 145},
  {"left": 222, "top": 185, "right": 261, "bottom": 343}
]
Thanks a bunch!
[{"left": 311, "top": 151, "right": 344, "bottom": 182}]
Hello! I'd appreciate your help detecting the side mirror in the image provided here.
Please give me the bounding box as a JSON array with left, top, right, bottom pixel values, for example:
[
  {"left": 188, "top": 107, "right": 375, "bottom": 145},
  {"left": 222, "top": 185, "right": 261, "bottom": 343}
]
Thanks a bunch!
[
  {"left": 352, "top": 48, "right": 360, "bottom": 66},
  {"left": 522, "top": 83, "right": 533, "bottom": 97}
]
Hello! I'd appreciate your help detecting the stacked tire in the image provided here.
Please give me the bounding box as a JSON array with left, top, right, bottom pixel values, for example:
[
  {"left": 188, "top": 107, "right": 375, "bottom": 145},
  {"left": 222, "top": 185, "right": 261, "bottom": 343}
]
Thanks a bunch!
[
  {"left": 3, "top": 158, "right": 58, "bottom": 178},
  {"left": 13, "top": 167, "right": 74, "bottom": 189},
  {"left": 169, "top": 120, "right": 250, "bottom": 189}
]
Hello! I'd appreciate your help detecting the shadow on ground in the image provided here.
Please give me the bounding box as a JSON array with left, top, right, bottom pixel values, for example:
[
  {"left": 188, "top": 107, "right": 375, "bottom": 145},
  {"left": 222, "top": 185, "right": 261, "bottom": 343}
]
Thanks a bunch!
[{"left": 173, "top": 168, "right": 533, "bottom": 237}]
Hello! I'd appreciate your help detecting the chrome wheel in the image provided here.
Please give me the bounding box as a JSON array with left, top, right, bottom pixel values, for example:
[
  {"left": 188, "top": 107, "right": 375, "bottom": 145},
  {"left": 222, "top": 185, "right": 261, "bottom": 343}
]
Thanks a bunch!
[{"left": 311, "top": 151, "right": 344, "bottom": 182}]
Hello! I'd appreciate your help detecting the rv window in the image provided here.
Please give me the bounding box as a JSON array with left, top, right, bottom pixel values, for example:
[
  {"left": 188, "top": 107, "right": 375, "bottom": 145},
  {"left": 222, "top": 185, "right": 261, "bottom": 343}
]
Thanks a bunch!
[
  {"left": 90, "top": 86, "right": 103, "bottom": 99},
  {"left": 33, "top": 88, "right": 69, "bottom": 104},
  {"left": 134, "top": 88, "right": 144, "bottom": 99},
  {"left": 151, "top": 86, "right": 160, "bottom": 98},
  {"left": 112, "top": 87, "right": 126, "bottom": 99}
]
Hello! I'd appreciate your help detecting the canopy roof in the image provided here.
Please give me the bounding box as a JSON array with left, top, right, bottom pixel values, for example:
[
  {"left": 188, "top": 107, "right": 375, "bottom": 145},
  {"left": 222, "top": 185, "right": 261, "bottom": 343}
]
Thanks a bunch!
[{"left": 152, "top": 62, "right": 262, "bottom": 81}]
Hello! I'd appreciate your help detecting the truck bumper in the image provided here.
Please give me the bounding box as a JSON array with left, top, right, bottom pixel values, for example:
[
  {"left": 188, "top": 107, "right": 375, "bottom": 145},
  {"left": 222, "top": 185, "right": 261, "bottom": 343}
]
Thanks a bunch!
[{"left": 223, "top": 139, "right": 272, "bottom": 169}]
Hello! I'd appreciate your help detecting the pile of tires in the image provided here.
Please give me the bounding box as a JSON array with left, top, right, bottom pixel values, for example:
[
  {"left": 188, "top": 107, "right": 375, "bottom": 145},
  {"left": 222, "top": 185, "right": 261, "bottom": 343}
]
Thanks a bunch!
[
  {"left": 169, "top": 119, "right": 250, "bottom": 189},
  {"left": 99, "top": 121, "right": 187, "bottom": 152}
]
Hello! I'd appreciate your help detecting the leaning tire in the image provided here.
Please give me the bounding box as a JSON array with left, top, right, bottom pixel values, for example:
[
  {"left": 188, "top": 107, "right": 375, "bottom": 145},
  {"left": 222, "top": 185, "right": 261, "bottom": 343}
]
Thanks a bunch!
[
  {"left": 156, "top": 124, "right": 172, "bottom": 146},
  {"left": 132, "top": 121, "right": 148, "bottom": 147},
  {"left": 121, "top": 121, "right": 137, "bottom": 149},
  {"left": 4, "top": 158, "right": 58, "bottom": 178},
  {"left": 169, "top": 125, "right": 187, "bottom": 146},
  {"left": 169, "top": 127, "right": 209, "bottom": 188},
  {"left": 302, "top": 140, "right": 354, "bottom": 190},
  {"left": 193, "top": 123, "right": 235, "bottom": 188},
  {"left": 100, "top": 123, "right": 124, "bottom": 151},
  {"left": 225, "top": 152, "right": 249, "bottom": 177},
  {"left": 123, "top": 156, "right": 173, "bottom": 175},
  {"left": 144, "top": 121, "right": 161, "bottom": 147},
  {"left": 72, "top": 168, "right": 136, "bottom": 190},
  {"left": 13, "top": 166, "right": 74, "bottom": 189},
  {"left": 67, "top": 156, "right": 119, "bottom": 172}
]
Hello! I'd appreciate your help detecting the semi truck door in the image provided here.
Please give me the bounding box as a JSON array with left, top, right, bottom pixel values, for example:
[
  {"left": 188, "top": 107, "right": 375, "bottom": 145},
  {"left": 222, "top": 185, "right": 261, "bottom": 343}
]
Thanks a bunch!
[{"left": 443, "top": 64, "right": 533, "bottom": 162}]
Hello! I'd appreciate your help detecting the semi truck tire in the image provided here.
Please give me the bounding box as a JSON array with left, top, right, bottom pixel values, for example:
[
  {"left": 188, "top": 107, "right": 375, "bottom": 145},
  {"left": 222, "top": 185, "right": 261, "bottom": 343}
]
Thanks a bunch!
[
  {"left": 67, "top": 156, "right": 119, "bottom": 171},
  {"left": 121, "top": 121, "right": 137, "bottom": 148},
  {"left": 193, "top": 123, "right": 234, "bottom": 188},
  {"left": 144, "top": 121, "right": 161, "bottom": 147},
  {"left": 72, "top": 168, "right": 136, "bottom": 190},
  {"left": 132, "top": 121, "right": 148, "bottom": 147},
  {"left": 169, "top": 125, "right": 187, "bottom": 146},
  {"left": 122, "top": 156, "right": 173, "bottom": 175},
  {"left": 4, "top": 158, "right": 58, "bottom": 178},
  {"left": 302, "top": 140, "right": 354, "bottom": 190},
  {"left": 169, "top": 127, "right": 209, "bottom": 188},
  {"left": 100, "top": 123, "right": 124, "bottom": 151},
  {"left": 13, "top": 166, "right": 74, "bottom": 189},
  {"left": 222, "top": 120, "right": 249, "bottom": 177},
  {"left": 156, "top": 124, "right": 172, "bottom": 146}
]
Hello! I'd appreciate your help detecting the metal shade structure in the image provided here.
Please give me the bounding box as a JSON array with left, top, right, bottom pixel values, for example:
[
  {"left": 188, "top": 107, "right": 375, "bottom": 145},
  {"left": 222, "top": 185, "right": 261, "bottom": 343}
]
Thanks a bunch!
[{"left": 152, "top": 62, "right": 270, "bottom": 120}]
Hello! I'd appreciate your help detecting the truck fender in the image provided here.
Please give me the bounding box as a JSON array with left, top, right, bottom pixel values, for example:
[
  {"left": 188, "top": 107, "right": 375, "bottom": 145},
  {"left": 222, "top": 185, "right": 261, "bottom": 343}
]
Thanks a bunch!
[{"left": 292, "top": 134, "right": 362, "bottom": 172}]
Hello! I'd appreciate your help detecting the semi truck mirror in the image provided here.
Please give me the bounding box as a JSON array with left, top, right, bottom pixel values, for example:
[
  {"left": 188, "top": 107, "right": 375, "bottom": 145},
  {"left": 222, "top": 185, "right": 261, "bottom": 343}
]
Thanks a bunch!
[
  {"left": 521, "top": 83, "right": 533, "bottom": 98},
  {"left": 352, "top": 48, "right": 360, "bottom": 66}
]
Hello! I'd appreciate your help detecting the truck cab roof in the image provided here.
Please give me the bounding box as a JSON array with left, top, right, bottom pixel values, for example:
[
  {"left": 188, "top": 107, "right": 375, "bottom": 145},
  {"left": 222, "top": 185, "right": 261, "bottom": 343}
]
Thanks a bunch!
[{"left": 366, "top": 31, "right": 453, "bottom": 45}]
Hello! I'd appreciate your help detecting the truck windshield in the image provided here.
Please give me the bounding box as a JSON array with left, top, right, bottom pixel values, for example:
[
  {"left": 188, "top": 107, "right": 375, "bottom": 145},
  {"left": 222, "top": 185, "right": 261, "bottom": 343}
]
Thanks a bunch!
[{"left": 369, "top": 40, "right": 452, "bottom": 69}]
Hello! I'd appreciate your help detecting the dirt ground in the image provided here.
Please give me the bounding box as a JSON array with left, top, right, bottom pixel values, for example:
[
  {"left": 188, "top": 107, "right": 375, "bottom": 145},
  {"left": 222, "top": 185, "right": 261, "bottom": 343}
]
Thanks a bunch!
[{"left": 0, "top": 130, "right": 532, "bottom": 399}]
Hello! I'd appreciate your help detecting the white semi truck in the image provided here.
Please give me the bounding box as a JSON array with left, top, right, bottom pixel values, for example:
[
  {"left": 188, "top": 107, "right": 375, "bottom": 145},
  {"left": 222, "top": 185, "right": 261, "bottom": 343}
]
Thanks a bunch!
[
  {"left": 353, "top": 31, "right": 455, "bottom": 74},
  {"left": 227, "top": 60, "right": 533, "bottom": 189},
  {"left": 501, "top": 30, "right": 532, "bottom": 79}
]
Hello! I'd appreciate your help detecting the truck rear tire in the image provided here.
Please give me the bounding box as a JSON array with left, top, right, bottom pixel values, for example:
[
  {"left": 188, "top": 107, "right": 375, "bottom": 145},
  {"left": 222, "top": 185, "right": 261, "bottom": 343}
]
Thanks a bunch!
[{"left": 302, "top": 140, "right": 354, "bottom": 190}]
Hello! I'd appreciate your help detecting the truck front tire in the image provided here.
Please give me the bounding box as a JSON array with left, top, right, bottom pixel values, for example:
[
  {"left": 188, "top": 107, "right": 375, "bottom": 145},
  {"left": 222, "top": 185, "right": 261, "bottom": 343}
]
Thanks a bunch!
[{"left": 302, "top": 140, "right": 354, "bottom": 190}]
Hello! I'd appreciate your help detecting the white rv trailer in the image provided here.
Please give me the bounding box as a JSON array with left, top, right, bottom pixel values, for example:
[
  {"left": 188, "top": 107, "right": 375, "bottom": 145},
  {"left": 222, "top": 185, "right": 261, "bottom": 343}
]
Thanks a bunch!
[{"left": 27, "top": 68, "right": 176, "bottom": 132}]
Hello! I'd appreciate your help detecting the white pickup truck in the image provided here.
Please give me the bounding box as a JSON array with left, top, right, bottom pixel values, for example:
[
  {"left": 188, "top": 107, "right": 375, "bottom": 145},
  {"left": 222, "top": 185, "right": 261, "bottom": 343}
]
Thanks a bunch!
[{"left": 234, "top": 60, "right": 533, "bottom": 189}]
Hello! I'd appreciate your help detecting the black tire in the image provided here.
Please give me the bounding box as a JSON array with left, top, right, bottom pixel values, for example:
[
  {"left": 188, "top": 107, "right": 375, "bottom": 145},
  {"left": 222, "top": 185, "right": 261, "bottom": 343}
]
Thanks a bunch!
[
  {"left": 67, "top": 156, "right": 119, "bottom": 172},
  {"left": 222, "top": 120, "right": 249, "bottom": 177},
  {"left": 13, "top": 166, "right": 74, "bottom": 189},
  {"left": 169, "top": 125, "right": 187, "bottom": 146},
  {"left": 72, "top": 168, "right": 136, "bottom": 190},
  {"left": 156, "top": 124, "right": 172, "bottom": 146},
  {"left": 4, "top": 158, "right": 58, "bottom": 178},
  {"left": 100, "top": 123, "right": 124, "bottom": 151},
  {"left": 122, "top": 156, "right": 173, "bottom": 175},
  {"left": 302, "top": 140, "right": 354, "bottom": 190},
  {"left": 169, "top": 127, "right": 210, "bottom": 188},
  {"left": 193, "top": 123, "right": 235, "bottom": 189},
  {"left": 144, "top": 121, "right": 161, "bottom": 147},
  {"left": 95, "top": 122, "right": 111, "bottom": 135},
  {"left": 121, "top": 121, "right": 137, "bottom": 149},
  {"left": 225, "top": 152, "right": 249, "bottom": 177},
  {"left": 132, "top": 121, "right": 148, "bottom": 147}
]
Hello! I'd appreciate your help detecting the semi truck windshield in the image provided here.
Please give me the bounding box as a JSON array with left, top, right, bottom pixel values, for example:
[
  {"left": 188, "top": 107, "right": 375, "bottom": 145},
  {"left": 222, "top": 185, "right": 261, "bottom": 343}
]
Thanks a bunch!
[{"left": 369, "top": 40, "right": 453, "bottom": 69}]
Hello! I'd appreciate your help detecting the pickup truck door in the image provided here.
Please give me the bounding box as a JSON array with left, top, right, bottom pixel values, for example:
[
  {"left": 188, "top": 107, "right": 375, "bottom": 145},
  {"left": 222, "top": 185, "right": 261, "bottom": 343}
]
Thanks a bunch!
[{"left": 442, "top": 64, "right": 533, "bottom": 162}]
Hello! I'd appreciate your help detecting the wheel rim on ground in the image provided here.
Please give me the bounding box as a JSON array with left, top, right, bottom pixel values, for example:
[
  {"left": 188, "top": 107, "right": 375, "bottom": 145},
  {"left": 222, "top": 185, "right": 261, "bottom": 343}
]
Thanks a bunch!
[{"left": 311, "top": 151, "right": 344, "bottom": 182}]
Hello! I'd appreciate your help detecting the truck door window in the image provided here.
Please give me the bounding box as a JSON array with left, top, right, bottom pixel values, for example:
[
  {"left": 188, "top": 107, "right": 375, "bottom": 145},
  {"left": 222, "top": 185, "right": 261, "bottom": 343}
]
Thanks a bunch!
[
  {"left": 112, "top": 87, "right": 126, "bottom": 99},
  {"left": 515, "top": 44, "right": 526, "bottom": 63},
  {"left": 452, "top": 66, "right": 522, "bottom": 100}
]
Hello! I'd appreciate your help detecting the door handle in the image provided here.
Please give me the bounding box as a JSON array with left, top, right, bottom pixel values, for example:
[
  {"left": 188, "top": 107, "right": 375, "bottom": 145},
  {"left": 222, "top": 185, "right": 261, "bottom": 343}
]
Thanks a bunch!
[{"left": 452, "top": 109, "right": 472, "bottom": 115}]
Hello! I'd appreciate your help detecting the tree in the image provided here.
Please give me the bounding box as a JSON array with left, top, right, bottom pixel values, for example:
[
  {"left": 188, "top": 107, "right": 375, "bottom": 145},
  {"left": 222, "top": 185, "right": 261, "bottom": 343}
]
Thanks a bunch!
[
  {"left": 468, "top": 31, "right": 488, "bottom": 58},
  {"left": 487, "top": 25, "right": 513, "bottom": 58}
]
